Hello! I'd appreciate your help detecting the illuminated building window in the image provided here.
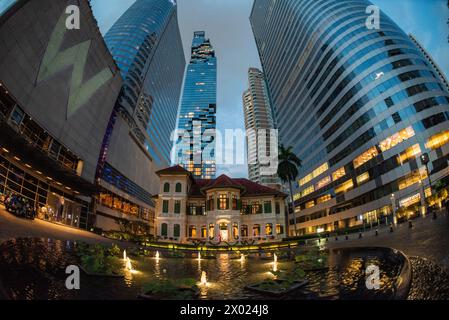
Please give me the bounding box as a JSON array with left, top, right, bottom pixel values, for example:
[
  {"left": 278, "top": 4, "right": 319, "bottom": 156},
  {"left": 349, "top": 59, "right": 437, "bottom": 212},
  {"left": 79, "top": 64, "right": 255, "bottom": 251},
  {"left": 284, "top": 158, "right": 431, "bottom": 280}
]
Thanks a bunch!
[
  {"left": 356, "top": 172, "right": 370, "bottom": 185},
  {"left": 233, "top": 223, "right": 238, "bottom": 239},
  {"left": 379, "top": 126, "right": 415, "bottom": 152},
  {"left": 398, "top": 168, "right": 428, "bottom": 190},
  {"left": 317, "top": 194, "right": 331, "bottom": 204},
  {"left": 353, "top": 146, "right": 379, "bottom": 168},
  {"left": 332, "top": 167, "right": 346, "bottom": 181},
  {"left": 305, "top": 201, "right": 315, "bottom": 208},
  {"left": 218, "top": 193, "right": 229, "bottom": 210},
  {"left": 201, "top": 226, "right": 207, "bottom": 238},
  {"left": 399, "top": 193, "right": 421, "bottom": 207},
  {"left": 398, "top": 144, "right": 421, "bottom": 164},
  {"left": 253, "top": 224, "right": 261, "bottom": 236},
  {"left": 335, "top": 179, "right": 354, "bottom": 194},
  {"left": 208, "top": 223, "right": 214, "bottom": 238},
  {"left": 301, "top": 185, "right": 314, "bottom": 197},
  {"left": 276, "top": 224, "right": 284, "bottom": 235},
  {"left": 265, "top": 223, "right": 273, "bottom": 236},
  {"left": 189, "top": 226, "right": 197, "bottom": 238},
  {"left": 299, "top": 162, "right": 329, "bottom": 186},
  {"left": 316, "top": 176, "right": 331, "bottom": 190},
  {"left": 293, "top": 193, "right": 301, "bottom": 201},
  {"left": 425, "top": 130, "right": 449, "bottom": 150}
]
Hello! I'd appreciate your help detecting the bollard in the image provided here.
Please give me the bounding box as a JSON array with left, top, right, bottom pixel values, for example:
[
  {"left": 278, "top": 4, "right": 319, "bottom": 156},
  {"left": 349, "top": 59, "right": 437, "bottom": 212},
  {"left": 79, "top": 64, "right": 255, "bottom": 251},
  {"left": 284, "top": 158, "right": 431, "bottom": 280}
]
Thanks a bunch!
[
  {"left": 359, "top": 232, "right": 362, "bottom": 239},
  {"left": 432, "top": 211, "right": 437, "bottom": 220},
  {"left": 408, "top": 220, "right": 413, "bottom": 229},
  {"left": 375, "top": 229, "right": 379, "bottom": 236},
  {"left": 390, "top": 225, "right": 394, "bottom": 233},
  {"left": 345, "top": 235, "right": 349, "bottom": 240}
]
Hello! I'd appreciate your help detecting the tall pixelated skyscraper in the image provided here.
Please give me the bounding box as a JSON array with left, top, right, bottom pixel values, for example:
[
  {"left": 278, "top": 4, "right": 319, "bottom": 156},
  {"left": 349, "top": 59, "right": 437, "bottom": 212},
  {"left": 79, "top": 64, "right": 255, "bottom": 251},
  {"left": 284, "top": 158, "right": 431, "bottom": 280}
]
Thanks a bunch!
[
  {"left": 243, "top": 68, "right": 279, "bottom": 187},
  {"left": 174, "top": 31, "right": 217, "bottom": 179}
]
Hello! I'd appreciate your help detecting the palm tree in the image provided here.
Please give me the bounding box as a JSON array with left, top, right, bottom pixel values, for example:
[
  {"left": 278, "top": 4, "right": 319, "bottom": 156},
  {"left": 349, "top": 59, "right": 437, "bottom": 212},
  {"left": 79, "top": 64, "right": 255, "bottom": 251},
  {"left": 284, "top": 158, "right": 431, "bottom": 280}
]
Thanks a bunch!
[{"left": 277, "top": 144, "right": 302, "bottom": 236}]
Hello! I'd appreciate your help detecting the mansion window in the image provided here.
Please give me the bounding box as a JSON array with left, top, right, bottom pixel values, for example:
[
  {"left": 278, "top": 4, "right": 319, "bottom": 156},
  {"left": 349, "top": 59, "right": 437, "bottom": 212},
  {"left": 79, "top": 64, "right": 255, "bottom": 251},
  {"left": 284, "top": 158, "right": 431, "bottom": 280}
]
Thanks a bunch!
[
  {"left": 162, "top": 200, "right": 169, "bottom": 213},
  {"left": 232, "top": 195, "right": 238, "bottom": 210},
  {"left": 189, "top": 226, "right": 197, "bottom": 238},
  {"left": 175, "top": 183, "right": 182, "bottom": 193},
  {"left": 174, "top": 200, "right": 181, "bottom": 214},
  {"left": 174, "top": 224, "right": 180, "bottom": 238},
  {"left": 207, "top": 196, "right": 214, "bottom": 211},
  {"left": 208, "top": 224, "right": 214, "bottom": 238},
  {"left": 263, "top": 201, "right": 272, "bottom": 213},
  {"left": 276, "top": 224, "right": 284, "bottom": 235},
  {"left": 161, "top": 223, "right": 168, "bottom": 237},
  {"left": 218, "top": 193, "right": 229, "bottom": 210},
  {"left": 265, "top": 223, "right": 273, "bottom": 236},
  {"left": 163, "top": 183, "right": 170, "bottom": 193},
  {"left": 251, "top": 202, "right": 262, "bottom": 214},
  {"left": 201, "top": 226, "right": 207, "bottom": 238},
  {"left": 253, "top": 224, "right": 261, "bottom": 237},
  {"left": 275, "top": 202, "right": 281, "bottom": 214},
  {"left": 241, "top": 225, "right": 248, "bottom": 237},
  {"left": 233, "top": 223, "right": 239, "bottom": 239}
]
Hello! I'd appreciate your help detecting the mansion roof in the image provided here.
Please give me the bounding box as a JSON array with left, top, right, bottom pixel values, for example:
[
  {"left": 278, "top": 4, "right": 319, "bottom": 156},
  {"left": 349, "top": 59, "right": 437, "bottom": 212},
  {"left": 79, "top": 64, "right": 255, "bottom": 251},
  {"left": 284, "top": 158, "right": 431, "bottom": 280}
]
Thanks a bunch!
[{"left": 156, "top": 165, "right": 287, "bottom": 198}]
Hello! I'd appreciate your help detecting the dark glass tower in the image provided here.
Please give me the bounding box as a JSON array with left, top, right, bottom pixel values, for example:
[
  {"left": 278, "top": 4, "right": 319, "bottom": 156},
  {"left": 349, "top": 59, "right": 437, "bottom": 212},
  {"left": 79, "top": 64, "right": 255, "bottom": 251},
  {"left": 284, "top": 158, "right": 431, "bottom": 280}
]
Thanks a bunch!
[
  {"left": 251, "top": 0, "right": 449, "bottom": 236},
  {"left": 104, "top": 0, "right": 185, "bottom": 166},
  {"left": 175, "top": 31, "right": 217, "bottom": 179}
]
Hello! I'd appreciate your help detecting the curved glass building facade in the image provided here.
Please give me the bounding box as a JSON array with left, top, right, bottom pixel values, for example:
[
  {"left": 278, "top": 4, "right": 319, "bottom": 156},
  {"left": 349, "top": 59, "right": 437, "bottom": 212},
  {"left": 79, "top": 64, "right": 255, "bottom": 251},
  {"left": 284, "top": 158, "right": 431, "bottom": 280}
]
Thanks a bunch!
[
  {"left": 104, "top": 0, "right": 185, "bottom": 166},
  {"left": 250, "top": 0, "right": 449, "bottom": 236}
]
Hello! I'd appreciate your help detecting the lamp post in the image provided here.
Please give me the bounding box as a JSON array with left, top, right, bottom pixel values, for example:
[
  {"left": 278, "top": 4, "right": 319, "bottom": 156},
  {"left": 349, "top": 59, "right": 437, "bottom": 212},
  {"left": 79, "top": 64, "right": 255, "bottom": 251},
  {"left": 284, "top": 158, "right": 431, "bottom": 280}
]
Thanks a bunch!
[
  {"left": 421, "top": 152, "right": 433, "bottom": 216},
  {"left": 391, "top": 193, "right": 397, "bottom": 225}
]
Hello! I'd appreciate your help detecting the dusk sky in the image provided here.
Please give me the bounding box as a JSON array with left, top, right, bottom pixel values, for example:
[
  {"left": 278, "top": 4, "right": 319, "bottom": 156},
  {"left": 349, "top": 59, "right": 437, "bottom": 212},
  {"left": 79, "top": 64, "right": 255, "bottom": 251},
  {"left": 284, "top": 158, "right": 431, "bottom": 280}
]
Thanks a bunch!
[{"left": 89, "top": 0, "right": 449, "bottom": 178}]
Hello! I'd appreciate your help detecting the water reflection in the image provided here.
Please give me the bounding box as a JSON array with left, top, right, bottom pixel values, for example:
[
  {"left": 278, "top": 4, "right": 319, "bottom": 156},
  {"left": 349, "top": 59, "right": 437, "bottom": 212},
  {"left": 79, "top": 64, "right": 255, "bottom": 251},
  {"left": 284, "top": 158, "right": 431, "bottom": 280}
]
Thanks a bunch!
[{"left": 0, "top": 239, "right": 404, "bottom": 300}]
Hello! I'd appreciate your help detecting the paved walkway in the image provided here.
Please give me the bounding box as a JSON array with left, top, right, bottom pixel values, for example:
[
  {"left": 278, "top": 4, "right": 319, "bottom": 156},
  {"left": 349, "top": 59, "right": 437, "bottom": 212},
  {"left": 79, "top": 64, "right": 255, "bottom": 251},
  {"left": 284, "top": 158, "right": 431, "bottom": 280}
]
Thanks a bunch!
[
  {"left": 0, "top": 205, "right": 119, "bottom": 245},
  {"left": 326, "top": 210, "right": 449, "bottom": 270}
]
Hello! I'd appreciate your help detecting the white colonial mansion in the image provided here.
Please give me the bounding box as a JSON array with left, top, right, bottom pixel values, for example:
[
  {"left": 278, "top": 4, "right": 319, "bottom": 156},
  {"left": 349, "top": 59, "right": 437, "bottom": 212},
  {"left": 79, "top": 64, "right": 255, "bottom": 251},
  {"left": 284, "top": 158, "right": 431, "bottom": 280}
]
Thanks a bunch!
[{"left": 153, "top": 166, "right": 287, "bottom": 244}]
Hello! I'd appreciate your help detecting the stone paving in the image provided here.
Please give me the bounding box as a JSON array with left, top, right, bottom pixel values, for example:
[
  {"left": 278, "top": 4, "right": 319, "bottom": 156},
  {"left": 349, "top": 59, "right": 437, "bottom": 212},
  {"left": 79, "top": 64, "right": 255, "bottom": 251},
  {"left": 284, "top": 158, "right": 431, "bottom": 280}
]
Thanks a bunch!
[{"left": 326, "top": 210, "right": 449, "bottom": 270}]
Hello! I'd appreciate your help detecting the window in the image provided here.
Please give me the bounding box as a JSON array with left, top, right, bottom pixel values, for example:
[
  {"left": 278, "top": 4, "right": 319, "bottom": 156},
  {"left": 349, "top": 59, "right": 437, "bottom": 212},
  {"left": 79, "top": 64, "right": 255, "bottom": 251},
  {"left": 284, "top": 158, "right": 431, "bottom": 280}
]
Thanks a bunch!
[
  {"left": 316, "top": 176, "right": 331, "bottom": 189},
  {"left": 399, "top": 168, "right": 427, "bottom": 190},
  {"left": 275, "top": 202, "right": 281, "bottom": 214},
  {"left": 332, "top": 167, "right": 346, "bottom": 181},
  {"left": 218, "top": 193, "right": 229, "bottom": 210},
  {"left": 189, "top": 226, "right": 197, "bottom": 238},
  {"left": 317, "top": 194, "right": 331, "bottom": 204},
  {"left": 162, "top": 200, "right": 169, "bottom": 213},
  {"left": 353, "top": 146, "right": 379, "bottom": 168},
  {"left": 335, "top": 180, "right": 354, "bottom": 194},
  {"left": 276, "top": 224, "right": 284, "bottom": 235},
  {"left": 241, "top": 225, "right": 248, "bottom": 237},
  {"left": 426, "top": 130, "right": 449, "bottom": 150},
  {"left": 299, "top": 162, "right": 329, "bottom": 186},
  {"left": 208, "top": 223, "right": 214, "bottom": 238},
  {"left": 201, "top": 226, "right": 207, "bottom": 238},
  {"left": 398, "top": 144, "right": 421, "bottom": 164},
  {"left": 163, "top": 183, "right": 170, "bottom": 193},
  {"left": 232, "top": 195, "right": 238, "bottom": 210},
  {"left": 175, "top": 183, "right": 182, "bottom": 193},
  {"left": 252, "top": 224, "right": 261, "bottom": 237},
  {"left": 174, "top": 200, "right": 181, "bottom": 214},
  {"left": 161, "top": 223, "right": 168, "bottom": 237},
  {"left": 251, "top": 201, "right": 262, "bottom": 214},
  {"left": 233, "top": 223, "right": 239, "bottom": 239},
  {"left": 356, "top": 172, "right": 370, "bottom": 185},
  {"left": 173, "top": 224, "right": 180, "bottom": 238},
  {"left": 265, "top": 223, "right": 273, "bottom": 236},
  {"left": 301, "top": 185, "right": 314, "bottom": 197},
  {"left": 379, "top": 126, "right": 415, "bottom": 152},
  {"left": 207, "top": 196, "right": 214, "bottom": 211},
  {"left": 305, "top": 201, "right": 315, "bottom": 208},
  {"left": 263, "top": 201, "right": 272, "bottom": 213}
]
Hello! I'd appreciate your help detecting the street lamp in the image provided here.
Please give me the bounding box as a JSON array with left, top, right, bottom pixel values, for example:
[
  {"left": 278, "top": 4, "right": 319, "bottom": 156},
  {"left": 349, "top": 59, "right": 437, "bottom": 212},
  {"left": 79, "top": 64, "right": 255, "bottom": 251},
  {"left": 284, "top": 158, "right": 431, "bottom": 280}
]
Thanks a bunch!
[{"left": 421, "top": 153, "right": 432, "bottom": 194}]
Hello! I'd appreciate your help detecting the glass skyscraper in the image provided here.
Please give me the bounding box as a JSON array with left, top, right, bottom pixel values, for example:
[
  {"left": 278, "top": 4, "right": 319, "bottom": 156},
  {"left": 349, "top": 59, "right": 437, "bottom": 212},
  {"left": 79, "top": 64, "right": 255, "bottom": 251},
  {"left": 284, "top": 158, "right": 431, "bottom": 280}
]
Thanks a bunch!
[
  {"left": 104, "top": 0, "right": 185, "bottom": 166},
  {"left": 251, "top": 0, "right": 449, "bottom": 236},
  {"left": 174, "top": 31, "right": 217, "bottom": 179}
]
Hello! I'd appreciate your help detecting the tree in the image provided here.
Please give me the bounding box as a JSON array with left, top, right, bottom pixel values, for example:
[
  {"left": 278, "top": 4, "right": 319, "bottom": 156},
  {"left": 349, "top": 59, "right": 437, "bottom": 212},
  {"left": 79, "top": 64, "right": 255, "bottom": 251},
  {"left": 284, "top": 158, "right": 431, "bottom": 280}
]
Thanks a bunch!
[{"left": 277, "top": 144, "right": 302, "bottom": 236}]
